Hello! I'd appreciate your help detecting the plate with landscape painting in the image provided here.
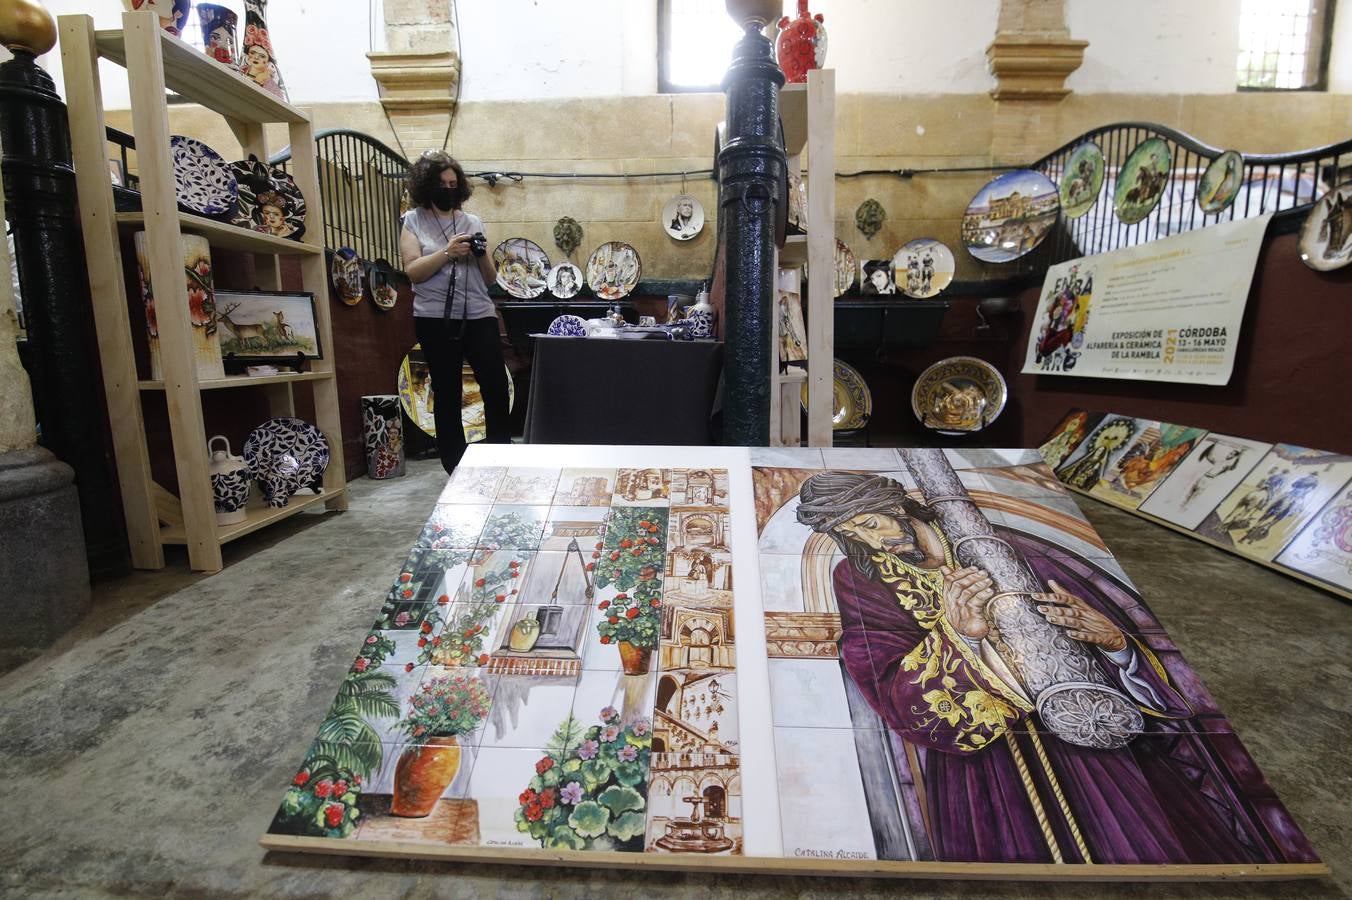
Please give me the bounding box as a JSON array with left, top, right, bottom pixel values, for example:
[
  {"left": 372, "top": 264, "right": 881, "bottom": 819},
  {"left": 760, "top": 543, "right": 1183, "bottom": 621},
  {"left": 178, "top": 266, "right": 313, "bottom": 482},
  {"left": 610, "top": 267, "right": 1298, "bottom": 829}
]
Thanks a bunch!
[
  {"left": 962, "top": 169, "right": 1060, "bottom": 263},
  {"left": 1114, "top": 137, "right": 1172, "bottom": 225},
  {"left": 1058, "top": 142, "right": 1105, "bottom": 219}
]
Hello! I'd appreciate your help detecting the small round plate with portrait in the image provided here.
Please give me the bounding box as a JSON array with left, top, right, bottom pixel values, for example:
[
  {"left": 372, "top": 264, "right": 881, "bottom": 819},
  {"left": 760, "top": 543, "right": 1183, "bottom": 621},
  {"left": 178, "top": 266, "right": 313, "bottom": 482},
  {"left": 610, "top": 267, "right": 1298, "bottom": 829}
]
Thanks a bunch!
[
  {"left": 662, "top": 194, "right": 705, "bottom": 241},
  {"left": 547, "top": 262, "right": 584, "bottom": 300}
]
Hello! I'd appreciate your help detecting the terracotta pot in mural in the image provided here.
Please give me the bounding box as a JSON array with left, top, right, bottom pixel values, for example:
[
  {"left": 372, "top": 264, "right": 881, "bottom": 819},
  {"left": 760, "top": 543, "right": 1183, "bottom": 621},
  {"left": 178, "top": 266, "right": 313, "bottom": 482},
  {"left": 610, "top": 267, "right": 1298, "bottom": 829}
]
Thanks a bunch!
[
  {"left": 391, "top": 736, "right": 461, "bottom": 817},
  {"left": 618, "top": 641, "right": 652, "bottom": 676},
  {"left": 238, "top": 0, "right": 288, "bottom": 100},
  {"left": 776, "top": 0, "right": 827, "bottom": 84}
]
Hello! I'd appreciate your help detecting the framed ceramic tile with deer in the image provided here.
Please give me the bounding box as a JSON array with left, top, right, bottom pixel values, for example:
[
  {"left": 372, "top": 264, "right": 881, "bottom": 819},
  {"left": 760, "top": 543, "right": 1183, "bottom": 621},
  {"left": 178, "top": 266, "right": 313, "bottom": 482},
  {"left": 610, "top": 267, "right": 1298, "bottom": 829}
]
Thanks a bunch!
[{"left": 215, "top": 289, "right": 320, "bottom": 362}]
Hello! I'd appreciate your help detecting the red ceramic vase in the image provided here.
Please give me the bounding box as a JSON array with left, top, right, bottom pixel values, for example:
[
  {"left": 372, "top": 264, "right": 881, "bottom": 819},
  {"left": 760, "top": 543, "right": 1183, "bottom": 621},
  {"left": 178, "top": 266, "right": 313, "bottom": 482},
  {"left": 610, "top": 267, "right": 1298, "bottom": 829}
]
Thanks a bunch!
[{"left": 775, "top": 0, "right": 827, "bottom": 84}]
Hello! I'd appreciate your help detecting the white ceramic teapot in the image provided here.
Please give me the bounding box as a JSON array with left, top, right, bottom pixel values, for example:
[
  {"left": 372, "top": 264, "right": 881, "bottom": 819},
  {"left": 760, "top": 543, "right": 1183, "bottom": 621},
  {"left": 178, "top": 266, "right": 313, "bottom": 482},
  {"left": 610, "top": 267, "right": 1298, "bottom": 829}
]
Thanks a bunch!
[{"left": 208, "top": 435, "right": 251, "bottom": 525}]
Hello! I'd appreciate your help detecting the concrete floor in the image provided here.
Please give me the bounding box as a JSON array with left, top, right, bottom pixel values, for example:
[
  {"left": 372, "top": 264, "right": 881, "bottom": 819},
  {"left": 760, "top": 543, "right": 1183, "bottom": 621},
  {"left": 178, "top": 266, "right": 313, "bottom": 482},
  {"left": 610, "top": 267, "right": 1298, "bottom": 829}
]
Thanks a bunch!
[{"left": 1, "top": 457, "right": 1347, "bottom": 899}]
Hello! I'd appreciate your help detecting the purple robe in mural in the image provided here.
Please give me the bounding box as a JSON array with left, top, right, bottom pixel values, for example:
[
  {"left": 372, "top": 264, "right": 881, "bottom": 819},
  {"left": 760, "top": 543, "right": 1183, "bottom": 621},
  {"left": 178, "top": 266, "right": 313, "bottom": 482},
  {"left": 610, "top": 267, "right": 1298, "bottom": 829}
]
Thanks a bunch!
[{"left": 835, "top": 526, "right": 1282, "bottom": 865}]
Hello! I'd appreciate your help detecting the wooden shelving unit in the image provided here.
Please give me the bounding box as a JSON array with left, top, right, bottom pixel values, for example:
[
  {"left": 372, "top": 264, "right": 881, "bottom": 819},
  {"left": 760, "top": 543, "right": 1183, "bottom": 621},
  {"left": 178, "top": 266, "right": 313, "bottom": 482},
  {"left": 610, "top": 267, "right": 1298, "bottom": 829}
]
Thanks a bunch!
[
  {"left": 60, "top": 11, "right": 348, "bottom": 573},
  {"left": 773, "top": 72, "right": 835, "bottom": 447}
]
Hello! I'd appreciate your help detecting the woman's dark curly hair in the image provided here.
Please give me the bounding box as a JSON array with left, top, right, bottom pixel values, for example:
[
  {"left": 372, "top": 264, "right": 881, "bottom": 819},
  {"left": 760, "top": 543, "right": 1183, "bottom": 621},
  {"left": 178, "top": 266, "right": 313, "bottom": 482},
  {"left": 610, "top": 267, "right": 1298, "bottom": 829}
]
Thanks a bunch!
[{"left": 407, "top": 152, "right": 473, "bottom": 209}]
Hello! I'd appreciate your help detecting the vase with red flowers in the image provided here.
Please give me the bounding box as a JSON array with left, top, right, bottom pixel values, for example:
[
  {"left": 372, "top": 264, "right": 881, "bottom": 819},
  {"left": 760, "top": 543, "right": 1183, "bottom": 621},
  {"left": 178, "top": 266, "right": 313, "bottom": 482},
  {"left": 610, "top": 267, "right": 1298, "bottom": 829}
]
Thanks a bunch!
[{"left": 390, "top": 672, "right": 492, "bottom": 817}]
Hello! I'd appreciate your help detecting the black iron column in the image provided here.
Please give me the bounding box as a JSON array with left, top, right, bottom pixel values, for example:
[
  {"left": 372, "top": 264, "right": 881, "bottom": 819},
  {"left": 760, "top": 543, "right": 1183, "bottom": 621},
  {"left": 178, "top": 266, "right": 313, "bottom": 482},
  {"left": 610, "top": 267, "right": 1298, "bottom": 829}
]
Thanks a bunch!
[
  {"left": 717, "top": 13, "right": 785, "bottom": 446},
  {"left": 1, "top": 22, "right": 128, "bottom": 578}
]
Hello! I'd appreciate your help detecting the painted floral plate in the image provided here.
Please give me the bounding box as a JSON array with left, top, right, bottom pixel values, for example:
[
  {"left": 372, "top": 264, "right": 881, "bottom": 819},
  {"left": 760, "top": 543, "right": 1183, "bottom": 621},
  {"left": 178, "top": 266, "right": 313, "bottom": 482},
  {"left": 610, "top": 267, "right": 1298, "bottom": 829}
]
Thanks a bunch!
[
  {"left": 911, "top": 356, "right": 1007, "bottom": 435},
  {"left": 170, "top": 135, "right": 238, "bottom": 218},
  {"left": 800, "top": 358, "right": 871, "bottom": 431},
  {"left": 547, "top": 314, "right": 589, "bottom": 337},
  {"left": 586, "top": 241, "right": 642, "bottom": 301},
  {"left": 230, "top": 154, "right": 306, "bottom": 239},
  {"left": 494, "top": 238, "right": 550, "bottom": 299},
  {"left": 242, "top": 416, "right": 330, "bottom": 508}
]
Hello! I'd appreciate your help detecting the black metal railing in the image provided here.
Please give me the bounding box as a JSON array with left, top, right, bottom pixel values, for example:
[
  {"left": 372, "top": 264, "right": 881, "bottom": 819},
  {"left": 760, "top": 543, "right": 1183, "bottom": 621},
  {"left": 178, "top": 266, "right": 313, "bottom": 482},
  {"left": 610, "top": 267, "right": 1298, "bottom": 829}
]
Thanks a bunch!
[
  {"left": 1024, "top": 122, "right": 1352, "bottom": 272},
  {"left": 271, "top": 129, "right": 410, "bottom": 269}
]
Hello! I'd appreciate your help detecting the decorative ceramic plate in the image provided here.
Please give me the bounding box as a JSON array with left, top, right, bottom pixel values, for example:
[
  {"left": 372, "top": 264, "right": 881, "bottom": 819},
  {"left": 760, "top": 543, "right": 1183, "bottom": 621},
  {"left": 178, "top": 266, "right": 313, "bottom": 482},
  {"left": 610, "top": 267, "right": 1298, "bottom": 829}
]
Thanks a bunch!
[
  {"left": 833, "top": 239, "right": 856, "bottom": 297},
  {"left": 546, "top": 262, "right": 583, "bottom": 299},
  {"left": 170, "top": 135, "right": 238, "bottom": 217},
  {"left": 242, "top": 416, "right": 330, "bottom": 508},
  {"left": 662, "top": 194, "right": 705, "bottom": 241},
  {"left": 331, "top": 247, "right": 364, "bottom": 306},
  {"left": 1197, "top": 150, "right": 1244, "bottom": 214},
  {"left": 911, "top": 356, "right": 1008, "bottom": 435},
  {"left": 1058, "top": 142, "right": 1105, "bottom": 219},
  {"left": 1298, "top": 181, "right": 1352, "bottom": 272},
  {"left": 800, "top": 358, "right": 871, "bottom": 431},
  {"left": 586, "top": 241, "right": 642, "bottom": 301},
  {"left": 368, "top": 259, "right": 398, "bottom": 311},
  {"left": 230, "top": 154, "right": 306, "bottom": 239},
  {"left": 962, "top": 169, "right": 1060, "bottom": 263},
  {"left": 547, "top": 314, "right": 589, "bottom": 337},
  {"left": 892, "top": 238, "right": 955, "bottom": 299},
  {"left": 858, "top": 259, "right": 895, "bottom": 295},
  {"left": 397, "top": 346, "right": 515, "bottom": 440},
  {"left": 1114, "top": 137, "right": 1172, "bottom": 225},
  {"left": 787, "top": 170, "right": 808, "bottom": 233},
  {"left": 493, "top": 238, "right": 550, "bottom": 299}
]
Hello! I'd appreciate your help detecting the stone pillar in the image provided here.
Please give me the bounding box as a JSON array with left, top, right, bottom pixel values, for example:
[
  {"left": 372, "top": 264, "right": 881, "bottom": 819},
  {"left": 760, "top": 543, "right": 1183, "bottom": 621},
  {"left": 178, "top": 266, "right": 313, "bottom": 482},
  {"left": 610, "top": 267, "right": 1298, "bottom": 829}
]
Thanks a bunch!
[
  {"left": 0, "top": 3, "right": 90, "bottom": 660},
  {"left": 0, "top": 0, "right": 125, "bottom": 581},
  {"left": 986, "top": 0, "right": 1087, "bottom": 162},
  {"left": 367, "top": 0, "right": 461, "bottom": 155},
  {"left": 718, "top": 3, "right": 786, "bottom": 446}
]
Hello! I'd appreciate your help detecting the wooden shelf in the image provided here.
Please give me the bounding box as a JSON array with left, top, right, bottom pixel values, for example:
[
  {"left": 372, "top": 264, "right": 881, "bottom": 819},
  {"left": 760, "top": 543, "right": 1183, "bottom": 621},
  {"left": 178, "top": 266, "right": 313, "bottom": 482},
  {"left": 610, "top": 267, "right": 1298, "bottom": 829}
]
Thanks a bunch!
[
  {"left": 95, "top": 25, "right": 308, "bottom": 125},
  {"left": 781, "top": 233, "right": 808, "bottom": 265},
  {"left": 138, "top": 370, "right": 333, "bottom": 390},
  {"left": 116, "top": 211, "right": 323, "bottom": 256},
  {"left": 159, "top": 487, "right": 344, "bottom": 545},
  {"left": 780, "top": 83, "right": 807, "bottom": 156}
]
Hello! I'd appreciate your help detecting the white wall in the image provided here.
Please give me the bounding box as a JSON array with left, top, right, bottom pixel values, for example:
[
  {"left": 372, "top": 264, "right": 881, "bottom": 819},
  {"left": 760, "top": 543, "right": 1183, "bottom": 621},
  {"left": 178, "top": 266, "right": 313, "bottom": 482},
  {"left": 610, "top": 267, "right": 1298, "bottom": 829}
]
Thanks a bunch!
[
  {"left": 1330, "top": 0, "right": 1352, "bottom": 92},
  {"left": 38, "top": 0, "right": 380, "bottom": 107},
  {"left": 1065, "top": 0, "right": 1241, "bottom": 94}
]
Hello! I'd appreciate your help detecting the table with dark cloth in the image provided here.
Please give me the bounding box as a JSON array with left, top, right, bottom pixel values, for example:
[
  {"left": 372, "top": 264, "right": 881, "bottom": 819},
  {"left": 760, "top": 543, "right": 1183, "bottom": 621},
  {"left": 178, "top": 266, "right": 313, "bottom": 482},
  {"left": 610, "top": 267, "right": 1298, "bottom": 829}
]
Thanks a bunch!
[{"left": 522, "top": 336, "right": 724, "bottom": 445}]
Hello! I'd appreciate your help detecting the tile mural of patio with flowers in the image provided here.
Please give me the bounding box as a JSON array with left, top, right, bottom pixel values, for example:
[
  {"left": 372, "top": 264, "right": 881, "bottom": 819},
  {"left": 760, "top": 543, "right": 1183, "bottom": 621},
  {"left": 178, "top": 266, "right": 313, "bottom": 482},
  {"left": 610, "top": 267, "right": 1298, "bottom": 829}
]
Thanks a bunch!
[{"left": 268, "top": 466, "right": 741, "bottom": 855}]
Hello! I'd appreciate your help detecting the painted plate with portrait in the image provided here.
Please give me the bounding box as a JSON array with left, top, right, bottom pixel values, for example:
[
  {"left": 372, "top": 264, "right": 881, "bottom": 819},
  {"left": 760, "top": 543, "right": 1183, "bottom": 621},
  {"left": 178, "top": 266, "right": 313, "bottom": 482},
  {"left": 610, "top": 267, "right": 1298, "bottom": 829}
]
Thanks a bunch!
[
  {"left": 1114, "top": 137, "right": 1172, "bottom": 225},
  {"left": 962, "top": 169, "right": 1060, "bottom": 263},
  {"left": 833, "top": 239, "right": 856, "bottom": 297},
  {"left": 911, "top": 356, "right": 1007, "bottom": 435},
  {"left": 800, "top": 358, "right": 871, "bottom": 431},
  {"left": 662, "top": 194, "right": 705, "bottom": 241},
  {"left": 586, "top": 241, "right": 642, "bottom": 300},
  {"left": 1197, "top": 150, "right": 1244, "bottom": 214},
  {"left": 230, "top": 154, "right": 306, "bottom": 239},
  {"left": 493, "top": 238, "right": 550, "bottom": 299},
  {"left": 546, "top": 262, "right": 584, "bottom": 299},
  {"left": 170, "top": 135, "right": 238, "bottom": 218},
  {"left": 858, "top": 259, "right": 895, "bottom": 295},
  {"left": 1058, "top": 142, "right": 1105, "bottom": 219},
  {"left": 1298, "top": 181, "right": 1352, "bottom": 272},
  {"left": 892, "top": 238, "right": 955, "bottom": 299}
]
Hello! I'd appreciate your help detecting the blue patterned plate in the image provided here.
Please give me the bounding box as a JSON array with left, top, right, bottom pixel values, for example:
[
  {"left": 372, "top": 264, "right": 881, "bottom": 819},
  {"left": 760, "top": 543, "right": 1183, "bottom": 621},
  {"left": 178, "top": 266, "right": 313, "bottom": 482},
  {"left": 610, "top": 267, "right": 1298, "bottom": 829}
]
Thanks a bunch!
[
  {"left": 243, "top": 417, "right": 330, "bottom": 508},
  {"left": 547, "top": 314, "right": 589, "bottom": 337},
  {"left": 171, "top": 135, "right": 239, "bottom": 218}
]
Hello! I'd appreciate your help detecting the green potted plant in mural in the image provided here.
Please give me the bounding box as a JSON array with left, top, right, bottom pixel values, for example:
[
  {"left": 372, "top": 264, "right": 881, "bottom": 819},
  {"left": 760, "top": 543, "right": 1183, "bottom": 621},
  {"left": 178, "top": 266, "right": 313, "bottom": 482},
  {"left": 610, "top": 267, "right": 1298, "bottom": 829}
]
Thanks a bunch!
[
  {"left": 417, "top": 555, "right": 530, "bottom": 668},
  {"left": 273, "top": 632, "right": 400, "bottom": 837},
  {"left": 389, "top": 672, "right": 492, "bottom": 817},
  {"left": 515, "top": 707, "right": 653, "bottom": 851},
  {"left": 593, "top": 508, "right": 667, "bottom": 675}
]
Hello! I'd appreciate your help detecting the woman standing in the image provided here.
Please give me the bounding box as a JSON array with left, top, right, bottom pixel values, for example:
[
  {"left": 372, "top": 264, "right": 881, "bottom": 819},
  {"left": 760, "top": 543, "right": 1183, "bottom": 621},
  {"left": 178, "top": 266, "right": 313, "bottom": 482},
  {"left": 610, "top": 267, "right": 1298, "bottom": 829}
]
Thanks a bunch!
[{"left": 400, "top": 152, "right": 510, "bottom": 474}]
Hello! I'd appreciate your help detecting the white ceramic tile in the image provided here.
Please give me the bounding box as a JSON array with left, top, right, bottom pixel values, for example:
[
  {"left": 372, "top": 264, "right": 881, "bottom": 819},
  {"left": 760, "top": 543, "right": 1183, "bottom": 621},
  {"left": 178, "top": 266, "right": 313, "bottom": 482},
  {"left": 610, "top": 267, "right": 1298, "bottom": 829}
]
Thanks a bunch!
[{"left": 767, "top": 657, "right": 855, "bottom": 729}]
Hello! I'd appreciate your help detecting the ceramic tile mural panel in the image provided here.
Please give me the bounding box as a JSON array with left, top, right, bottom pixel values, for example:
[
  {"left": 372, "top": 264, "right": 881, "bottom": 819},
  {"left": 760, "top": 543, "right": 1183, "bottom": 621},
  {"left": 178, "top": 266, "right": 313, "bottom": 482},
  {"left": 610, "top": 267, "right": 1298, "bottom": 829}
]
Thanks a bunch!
[
  {"left": 1053, "top": 414, "right": 1156, "bottom": 494},
  {"left": 1137, "top": 433, "right": 1273, "bottom": 530},
  {"left": 1037, "top": 409, "right": 1105, "bottom": 470},
  {"left": 1195, "top": 444, "right": 1352, "bottom": 562},
  {"left": 1087, "top": 423, "right": 1210, "bottom": 510},
  {"left": 266, "top": 448, "right": 1323, "bottom": 879}
]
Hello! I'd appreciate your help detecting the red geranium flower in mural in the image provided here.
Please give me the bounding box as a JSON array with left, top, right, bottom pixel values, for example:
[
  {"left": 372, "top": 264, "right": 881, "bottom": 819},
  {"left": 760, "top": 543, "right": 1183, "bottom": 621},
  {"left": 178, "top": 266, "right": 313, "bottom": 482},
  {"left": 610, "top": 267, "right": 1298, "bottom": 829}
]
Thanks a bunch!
[
  {"left": 323, "top": 802, "right": 345, "bottom": 828},
  {"left": 186, "top": 285, "right": 212, "bottom": 327},
  {"left": 535, "top": 757, "right": 554, "bottom": 775},
  {"left": 292, "top": 769, "right": 309, "bottom": 786}
]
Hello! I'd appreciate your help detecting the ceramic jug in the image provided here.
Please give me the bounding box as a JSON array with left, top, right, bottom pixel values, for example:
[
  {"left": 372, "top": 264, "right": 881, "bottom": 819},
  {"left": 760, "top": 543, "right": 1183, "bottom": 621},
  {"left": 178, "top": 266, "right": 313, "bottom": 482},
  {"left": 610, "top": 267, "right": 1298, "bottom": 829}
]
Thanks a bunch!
[
  {"left": 685, "top": 287, "right": 716, "bottom": 340},
  {"left": 208, "top": 435, "right": 251, "bottom": 525},
  {"left": 197, "top": 3, "right": 238, "bottom": 66},
  {"left": 776, "top": 0, "right": 827, "bottom": 84}
]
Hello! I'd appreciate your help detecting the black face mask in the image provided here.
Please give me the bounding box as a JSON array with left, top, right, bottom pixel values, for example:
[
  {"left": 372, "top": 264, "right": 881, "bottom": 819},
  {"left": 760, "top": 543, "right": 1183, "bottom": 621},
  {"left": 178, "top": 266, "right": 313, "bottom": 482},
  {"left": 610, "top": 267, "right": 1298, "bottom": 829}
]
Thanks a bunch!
[{"left": 431, "top": 186, "right": 456, "bottom": 212}]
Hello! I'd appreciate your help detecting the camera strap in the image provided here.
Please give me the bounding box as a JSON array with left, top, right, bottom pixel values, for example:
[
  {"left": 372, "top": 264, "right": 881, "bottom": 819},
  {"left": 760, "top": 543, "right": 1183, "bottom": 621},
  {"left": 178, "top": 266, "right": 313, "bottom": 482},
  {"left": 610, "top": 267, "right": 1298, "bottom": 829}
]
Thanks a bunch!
[{"left": 435, "top": 210, "right": 471, "bottom": 339}]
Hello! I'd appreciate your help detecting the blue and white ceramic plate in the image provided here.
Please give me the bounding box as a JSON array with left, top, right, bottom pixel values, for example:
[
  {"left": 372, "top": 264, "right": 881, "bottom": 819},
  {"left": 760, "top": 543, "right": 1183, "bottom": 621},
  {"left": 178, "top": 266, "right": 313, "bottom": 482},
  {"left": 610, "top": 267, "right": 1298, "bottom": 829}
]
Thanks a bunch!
[
  {"left": 547, "top": 314, "right": 589, "bottom": 337},
  {"left": 243, "top": 417, "right": 330, "bottom": 508},
  {"left": 171, "top": 135, "right": 239, "bottom": 218}
]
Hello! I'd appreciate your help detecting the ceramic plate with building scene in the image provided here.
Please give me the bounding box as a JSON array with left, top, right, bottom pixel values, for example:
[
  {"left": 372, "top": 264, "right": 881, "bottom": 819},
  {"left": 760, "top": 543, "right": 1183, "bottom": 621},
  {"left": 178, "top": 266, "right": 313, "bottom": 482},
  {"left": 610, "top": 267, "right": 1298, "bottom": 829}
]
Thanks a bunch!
[
  {"left": 586, "top": 242, "right": 642, "bottom": 300},
  {"left": 546, "top": 262, "right": 584, "bottom": 300},
  {"left": 892, "top": 238, "right": 955, "bottom": 299},
  {"left": 833, "top": 239, "right": 855, "bottom": 297},
  {"left": 1113, "top": 137, "right": 1173, "bottom": 225},
  {"left": 1196, "top": 150, "right": 1244, "bottom": 214},
  {"left": 331, "top": 247, "right": 364, "bottom": 306},
  {"left": 800, "top": 358, "right": 870, "bottom": 431},
  {"left": 230, "top": 154, "right": 306, "bottom": 239},
  {"left": 494, "top": 238, "right": 550, "bottom": 299},
  {"left": 962, "top": 169, "right": 1060, "bottom": 263},
  {"left": 1298, "top": 181, "right": 1352, "bottom": 272},
  {"left": 1058, "top": 142, "right": 1105, "bottom": 219},
  {"left": 170, "top": 135, "right": 238, "bottom": 217},
  {"left": 911, "top": 356, "right": 1007, "bottom": 434}
]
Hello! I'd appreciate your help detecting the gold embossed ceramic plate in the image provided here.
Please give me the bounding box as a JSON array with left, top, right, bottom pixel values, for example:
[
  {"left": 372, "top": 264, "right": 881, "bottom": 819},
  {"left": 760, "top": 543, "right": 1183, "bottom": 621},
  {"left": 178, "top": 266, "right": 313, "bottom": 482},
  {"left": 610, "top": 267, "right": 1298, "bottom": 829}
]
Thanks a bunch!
[
  {"left": 801, "top": 358, "right": 871, "bottom": 430},
  {"left": 911, "top": 356, "right": 1007, "bottom": 434}
]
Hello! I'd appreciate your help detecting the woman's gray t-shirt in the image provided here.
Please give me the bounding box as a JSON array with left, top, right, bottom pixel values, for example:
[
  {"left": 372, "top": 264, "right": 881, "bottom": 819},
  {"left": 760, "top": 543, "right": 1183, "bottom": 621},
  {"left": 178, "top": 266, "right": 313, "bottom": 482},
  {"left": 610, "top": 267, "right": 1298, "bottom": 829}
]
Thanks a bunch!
[{"left": 401, "top": 207, "right": 495, "bottom": 320}]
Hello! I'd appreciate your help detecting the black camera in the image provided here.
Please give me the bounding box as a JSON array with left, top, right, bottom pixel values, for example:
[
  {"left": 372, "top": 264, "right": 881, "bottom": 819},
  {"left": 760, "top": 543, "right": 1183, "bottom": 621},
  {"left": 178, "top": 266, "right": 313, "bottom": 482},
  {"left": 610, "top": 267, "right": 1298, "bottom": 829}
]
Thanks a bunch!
[{"left": 469, "top": 232, "right": 487, "bottom": 257}]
